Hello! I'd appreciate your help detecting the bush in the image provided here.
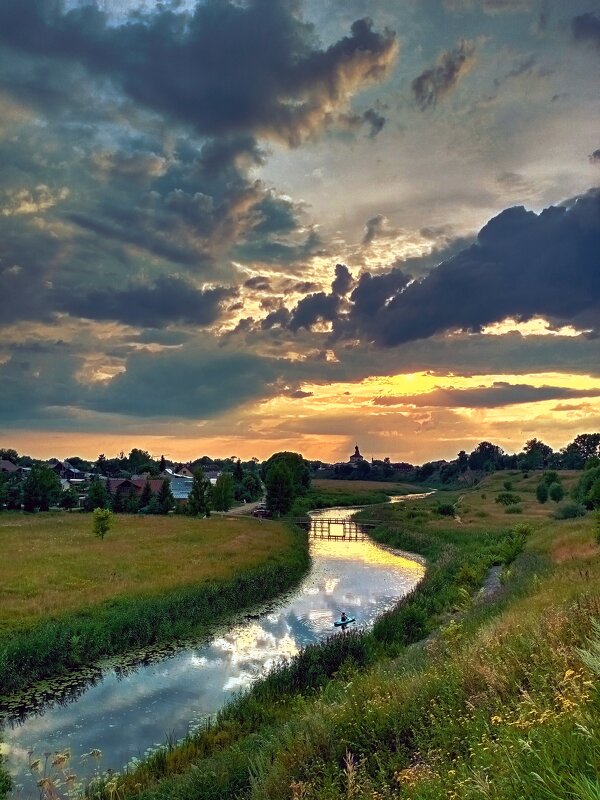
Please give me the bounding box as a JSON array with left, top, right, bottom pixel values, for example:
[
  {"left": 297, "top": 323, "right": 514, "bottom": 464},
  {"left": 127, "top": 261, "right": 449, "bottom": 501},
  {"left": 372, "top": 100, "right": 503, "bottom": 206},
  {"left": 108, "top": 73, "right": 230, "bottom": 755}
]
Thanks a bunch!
[
  {"left": 552, "top": 502, "right": 587, "bottom": 520},
  {"left": 505, "top": 505, "right": 523, "bottom": 514},
  {"left": 536, "top": 482, "right": 548, "bottom": 504},
  {"left": 495, "top": 492, "right": 521, "bottom": 506},
  {"left": 548, "top": 482, "right": 565, "bottom": 503},
  {"left": 436, "top": 503, "right": 455, "bottom": 516},
  {"left": 503, "top": 480, "right": 513, "bottom": 491}
]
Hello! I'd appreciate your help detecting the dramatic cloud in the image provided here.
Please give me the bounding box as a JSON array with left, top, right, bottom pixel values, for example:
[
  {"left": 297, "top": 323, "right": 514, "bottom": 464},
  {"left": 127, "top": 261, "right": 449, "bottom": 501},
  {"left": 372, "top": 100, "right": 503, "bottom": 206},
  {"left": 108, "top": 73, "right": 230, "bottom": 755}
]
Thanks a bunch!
[
  {"left": 572, "top": 13, "right": 600, "bottom": 50},
  {"left": 373, "top": 383, "right": 600, "bottom": 408},
  {"left": 345, "top": 190, "right": 600, "bottom": 346},
  {"left": 444, "top": 0, "right": 535, "bottom": 12},
  {"left": 362, "top": 214, "right": 387, "bottom": 245},
  {"left": 412, "top": 40, "right": 477, "bottom": 110},
  {"left": 58, "top": 276, "right": 236, "bottom": 328},
  {"left": 0, "top": 1, "right": 398, "bottom": 146},
  {"left": 289, "top": 292, "right": 340, "bottom": 332},
  {"left": 590, "top": 149, "right": 600, "bottom": 165},
  {"left": 331, "top": 263, "right": 353, "bottom": 296}
]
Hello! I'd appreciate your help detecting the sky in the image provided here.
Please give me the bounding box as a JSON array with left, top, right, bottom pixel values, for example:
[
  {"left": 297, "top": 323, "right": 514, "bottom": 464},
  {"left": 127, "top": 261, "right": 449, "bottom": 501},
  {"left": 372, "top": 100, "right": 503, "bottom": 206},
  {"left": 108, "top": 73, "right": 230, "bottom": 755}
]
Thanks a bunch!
[{"left": 1, "top": 0, "right": 599, "bottom": 465}]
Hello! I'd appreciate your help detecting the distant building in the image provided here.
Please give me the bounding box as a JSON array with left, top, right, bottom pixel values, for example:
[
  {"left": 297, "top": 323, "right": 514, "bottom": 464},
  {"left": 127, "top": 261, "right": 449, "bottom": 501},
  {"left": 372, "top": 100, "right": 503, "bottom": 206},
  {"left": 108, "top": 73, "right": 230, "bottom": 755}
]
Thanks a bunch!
[
  {"left": 349, "top": 444, "right": 365, "bottom": 465},
  {"left": 0, "top": 460, "right": 18, "bottom": 474}
]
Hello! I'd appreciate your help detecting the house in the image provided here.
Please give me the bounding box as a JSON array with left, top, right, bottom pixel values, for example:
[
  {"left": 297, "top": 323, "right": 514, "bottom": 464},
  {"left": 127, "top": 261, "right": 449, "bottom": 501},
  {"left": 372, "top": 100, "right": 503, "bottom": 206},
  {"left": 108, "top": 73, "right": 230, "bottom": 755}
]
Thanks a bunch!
[
  {"left": 108, "top": 478, "right": 165, "bottom": 498},
  {"left": 170, "top": 475, "right": 194, "bottom": 504},
  {"left": 47, "top": 459, "right": 87, "bottom": 480},
  {"left": 0, "top": 460, "right": 18, "bottom": 474}
]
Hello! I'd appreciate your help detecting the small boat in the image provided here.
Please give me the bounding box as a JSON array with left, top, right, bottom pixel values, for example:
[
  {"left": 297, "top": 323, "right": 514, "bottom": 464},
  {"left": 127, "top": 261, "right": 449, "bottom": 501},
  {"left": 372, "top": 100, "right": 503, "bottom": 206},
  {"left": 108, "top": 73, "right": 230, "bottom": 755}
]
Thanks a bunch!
[{"left": 334, "top": 617, "right": 356, "bottom": 627}]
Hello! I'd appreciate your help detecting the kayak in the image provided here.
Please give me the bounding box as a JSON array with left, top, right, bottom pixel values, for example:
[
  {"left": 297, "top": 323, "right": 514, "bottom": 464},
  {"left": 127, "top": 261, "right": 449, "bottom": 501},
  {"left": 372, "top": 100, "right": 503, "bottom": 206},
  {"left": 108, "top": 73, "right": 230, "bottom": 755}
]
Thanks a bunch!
[{"left": 334, "top": 617, "right": 356, "bottom": 627}]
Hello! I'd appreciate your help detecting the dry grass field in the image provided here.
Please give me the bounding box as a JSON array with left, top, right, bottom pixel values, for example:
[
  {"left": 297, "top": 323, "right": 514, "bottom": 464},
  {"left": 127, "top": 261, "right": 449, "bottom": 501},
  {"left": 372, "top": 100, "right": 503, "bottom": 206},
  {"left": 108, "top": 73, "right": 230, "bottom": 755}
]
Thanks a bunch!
[{"left": 0, "top": 512, "right": 295, "bottom": 631}]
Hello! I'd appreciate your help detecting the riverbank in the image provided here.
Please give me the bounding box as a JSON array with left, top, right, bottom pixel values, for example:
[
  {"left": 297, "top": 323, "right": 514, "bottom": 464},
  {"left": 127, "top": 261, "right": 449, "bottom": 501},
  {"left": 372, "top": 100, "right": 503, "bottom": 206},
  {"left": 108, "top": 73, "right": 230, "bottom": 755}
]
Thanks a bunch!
[
  {"left": 78, "top": 469, "right": 600, "bottom": 800},
  {"left": 0, "top": 513, "right": 309, "bottom": 696},
  {"left": 290, "top": 478, "right": 421, "bottom": 515},
  {"left": 83, "top": 486, "right": 526, "bottom": 799}
]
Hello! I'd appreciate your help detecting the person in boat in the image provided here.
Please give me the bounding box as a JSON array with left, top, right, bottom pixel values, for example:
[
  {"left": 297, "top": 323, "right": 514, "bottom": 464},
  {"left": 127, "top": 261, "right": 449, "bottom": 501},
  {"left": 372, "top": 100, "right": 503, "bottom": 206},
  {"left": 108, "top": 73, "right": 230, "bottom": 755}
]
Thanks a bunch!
[{"left": 340, "top": 611, "right": 348, "bottom": 623}]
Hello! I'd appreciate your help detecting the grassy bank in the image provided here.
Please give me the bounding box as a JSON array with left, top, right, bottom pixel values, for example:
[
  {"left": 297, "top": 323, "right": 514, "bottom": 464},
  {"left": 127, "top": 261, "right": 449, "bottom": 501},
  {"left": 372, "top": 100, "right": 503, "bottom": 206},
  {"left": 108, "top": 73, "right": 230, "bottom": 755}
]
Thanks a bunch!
[
  {"left": 0, "top": 748, "right": 10, "bottom": 800},
  {"left": 89, "top": 481, "right": 529, "bottom": 800},
  {"left": 0, "top": 513, "right": 309, "bottom": 696},
  {"left": 290, "top": 478, "right": 422, "bottom": 515}
]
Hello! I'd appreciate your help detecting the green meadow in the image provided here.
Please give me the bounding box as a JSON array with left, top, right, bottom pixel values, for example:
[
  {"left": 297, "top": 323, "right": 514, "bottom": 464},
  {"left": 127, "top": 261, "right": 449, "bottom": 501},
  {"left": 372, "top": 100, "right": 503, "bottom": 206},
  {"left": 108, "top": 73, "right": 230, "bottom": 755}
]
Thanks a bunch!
[
  {"left": 0, "top": 512, "right": 308, "bottom": 696},
  {"left": 81, "top": 469, "right": 600, "bottom": 800},
  {"left": 290, "top": 478, "right": 421, "bottom": 515}
]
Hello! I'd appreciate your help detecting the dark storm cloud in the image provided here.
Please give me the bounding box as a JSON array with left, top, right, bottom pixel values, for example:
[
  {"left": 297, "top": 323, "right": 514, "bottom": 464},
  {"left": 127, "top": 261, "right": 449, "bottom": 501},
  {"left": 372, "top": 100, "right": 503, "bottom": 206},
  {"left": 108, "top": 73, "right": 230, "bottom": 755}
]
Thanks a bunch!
[
  {"left": 58, "top": 276, "right": 236, "bottom": 328},
  {"left": 289, "top": 292, "right": 340, "bottom": 332},
  {"left": 0, "top": 216, "right": 61, "bottom": 325},
  {"left": 412, "top": 39, "right": 476, "bottom": 110},
  {"left": 261, "top": 307, "right": 292, "bottom": 330},
  {"left": 292, "top": 281, "right": 320, "bottom": 293},
  {"left": 372, "top": 383, "right": 600, "bottom": 408},
  {"left": 572, "top": 13, "right": 600, "bottom": 50},
  {"left": 0, "top": 1, "right": 397, "bottom": 147},
  {"left": 362, "top": 214, "right": 387, "bottom": 245},
  {"left": 347, "top": 267, "right": 412, "bottom": 321},
  {"left": 331, "top": 264, "right": 353, "bottom": 297},
  {"left": 91, "top": 347, "right": 280, "bottom": 418},
  {"left": 289, "top": 389, "right": 314, "bottom": 398},
  {"left": 590, "top": 149, "right": 600, "bottom": 164},
  {"left": 348, "top": 190, "right": 600, "bottom": 347},
  {"left": 245, "top": 276, "right": 272, "bottom": 291}
]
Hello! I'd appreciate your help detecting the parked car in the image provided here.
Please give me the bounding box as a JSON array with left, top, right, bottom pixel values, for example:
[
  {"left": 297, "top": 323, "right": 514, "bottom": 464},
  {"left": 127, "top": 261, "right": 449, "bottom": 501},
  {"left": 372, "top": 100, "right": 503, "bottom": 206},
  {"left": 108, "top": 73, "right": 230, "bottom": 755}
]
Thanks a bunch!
[{"left": 252, "top": 505, "right": 272, "bottom": 518}]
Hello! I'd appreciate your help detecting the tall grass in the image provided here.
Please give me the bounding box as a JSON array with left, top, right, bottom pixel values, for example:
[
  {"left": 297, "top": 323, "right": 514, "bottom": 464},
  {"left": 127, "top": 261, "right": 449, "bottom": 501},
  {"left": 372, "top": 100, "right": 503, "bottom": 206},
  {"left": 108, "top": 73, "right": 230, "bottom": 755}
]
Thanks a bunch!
[
  {"left": 0, "top": 528, "right": 309, "bottom": 696},
  {"left": 0, "top": 746, "right": 10, "bottom": 800}
]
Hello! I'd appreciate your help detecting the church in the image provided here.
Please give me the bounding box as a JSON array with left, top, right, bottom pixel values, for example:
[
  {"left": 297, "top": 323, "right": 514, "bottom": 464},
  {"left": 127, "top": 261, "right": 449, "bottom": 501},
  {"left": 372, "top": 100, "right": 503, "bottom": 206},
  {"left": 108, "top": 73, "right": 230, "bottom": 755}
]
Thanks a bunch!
[{"left": 349, "top": 444, "right": 365, "bottom": 465}]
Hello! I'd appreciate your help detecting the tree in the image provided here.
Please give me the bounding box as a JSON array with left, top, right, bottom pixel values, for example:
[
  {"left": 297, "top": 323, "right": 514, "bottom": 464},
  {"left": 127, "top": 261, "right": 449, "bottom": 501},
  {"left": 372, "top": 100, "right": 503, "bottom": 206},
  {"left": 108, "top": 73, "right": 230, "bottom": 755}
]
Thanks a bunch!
[
  {"left": 265, "top": 462, "right": 295, "bottom": 515},
  {"left": 139, "top": 479, "right": 153, "bottom": 511},
  {"left": 549, "top": 483, "right": 565, "bottom": 503},
  {"left": 240, "top": 472, "right": 262, "bottom": 502},
  {"left": 468, "top": 442, "right": 504, "bottom": 472},
  {"left": 128, "top": 448, "right": 155, "bottom": 474},
  {"left": 60, "top": 487, "right": 79, "bottom": 511},
  {"left": 520, "top": 438, "right": 553, "bottom": 470},
  {"left": 536, "top": 483, "right": 548, "bottom": 504},
  {"left": 23, "top": 465, "right": 62, "bottom": 512},
  {"left": 0, "top": 448, "right": 19, "bottom": 463},
  {"left": 84, "top": 477, "right": 110, "bottom": 512},
  {"left": 186, "top": 469, "right": 212, "bottom": 517},
  {"left": 561, "top": 433, "right": 600, "bottom": 469},
  {"left": 261, "top": 452, "right": 310, "bottom": 495},
  {"left": 157, "top": 479, "right": 175, "bottom": 514},
  {"left": 111, "top": 484, "right": 125, "bottom": 513},
  {"left": 93, "top": 508, "right": 113, "bottom": 540},
  {"left": 211, "top": 473, "right": 235, "bottom": 511},
  {"left": 159, "top": 454, "right": 166, "bottom": 472},
  {"left": 233, "top": 459, "right": 244, "bottom": 482}
]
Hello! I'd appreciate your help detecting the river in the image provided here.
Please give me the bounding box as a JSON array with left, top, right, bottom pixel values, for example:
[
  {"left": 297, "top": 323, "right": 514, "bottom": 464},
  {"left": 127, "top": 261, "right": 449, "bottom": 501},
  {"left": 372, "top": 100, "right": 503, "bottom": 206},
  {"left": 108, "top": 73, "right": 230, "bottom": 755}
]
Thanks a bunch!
[{"left": 2, "top": 502, "right": 425, "bottom": 796}]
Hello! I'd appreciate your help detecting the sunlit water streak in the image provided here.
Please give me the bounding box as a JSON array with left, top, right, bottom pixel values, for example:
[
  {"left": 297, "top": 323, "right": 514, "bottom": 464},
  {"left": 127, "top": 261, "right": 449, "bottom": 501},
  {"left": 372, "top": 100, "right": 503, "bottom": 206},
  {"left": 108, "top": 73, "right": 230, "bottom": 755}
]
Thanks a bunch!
[{"left": 2, "top": 503, "right": 424, "bottom": 796}]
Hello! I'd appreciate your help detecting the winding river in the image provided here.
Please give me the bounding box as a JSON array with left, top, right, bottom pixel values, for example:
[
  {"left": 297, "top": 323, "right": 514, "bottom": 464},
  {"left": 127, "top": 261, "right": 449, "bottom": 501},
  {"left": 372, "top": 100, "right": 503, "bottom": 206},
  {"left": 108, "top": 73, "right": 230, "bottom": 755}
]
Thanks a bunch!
[{"left": 2, "top": 502, "right": 425, "bottom": 797}]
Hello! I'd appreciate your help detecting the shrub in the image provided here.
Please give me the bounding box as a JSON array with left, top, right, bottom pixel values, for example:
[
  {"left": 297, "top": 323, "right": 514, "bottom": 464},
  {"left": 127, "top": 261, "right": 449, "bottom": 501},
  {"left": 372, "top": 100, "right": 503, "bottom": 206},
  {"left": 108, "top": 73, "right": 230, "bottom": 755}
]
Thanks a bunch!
[
  {"left": 495, "top": 492, "right": 521, "bottom": 506},
  {"left": 548, "top": 482, "right": 565, "bottom": 503},
  {"left": 552, "top": 502, "right": 587, "bottom": 520},
  {"left": 436, "top": 503, "right": 455, "bottom": 516},
  {"left": 536, "top": 482, "right": 548, "bottom": 504},
  {"left": 505, "top": 505, "right": 523, "bottom": 514},
  {"left": 503, "top": 480, "right": 513, "bottom": 491}
]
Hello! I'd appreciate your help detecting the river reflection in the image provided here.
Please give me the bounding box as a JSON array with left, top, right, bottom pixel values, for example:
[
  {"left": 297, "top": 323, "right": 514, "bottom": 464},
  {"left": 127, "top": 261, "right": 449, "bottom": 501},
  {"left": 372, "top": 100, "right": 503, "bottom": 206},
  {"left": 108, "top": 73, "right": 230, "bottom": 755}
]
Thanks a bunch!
[{"left": 3, "top": 506, "right": 424, "bottom": 796}]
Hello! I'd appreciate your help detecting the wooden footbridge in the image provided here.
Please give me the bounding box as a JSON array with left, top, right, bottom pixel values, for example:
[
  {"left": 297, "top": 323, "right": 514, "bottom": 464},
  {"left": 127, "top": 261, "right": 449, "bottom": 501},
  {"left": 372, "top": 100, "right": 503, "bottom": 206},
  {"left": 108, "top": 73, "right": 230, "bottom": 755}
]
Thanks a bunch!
[{"left": 288, "top": 517, "right": 379, "bottom": 541}]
